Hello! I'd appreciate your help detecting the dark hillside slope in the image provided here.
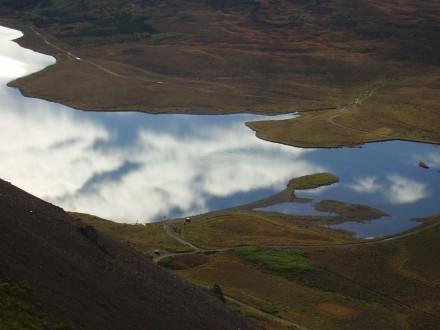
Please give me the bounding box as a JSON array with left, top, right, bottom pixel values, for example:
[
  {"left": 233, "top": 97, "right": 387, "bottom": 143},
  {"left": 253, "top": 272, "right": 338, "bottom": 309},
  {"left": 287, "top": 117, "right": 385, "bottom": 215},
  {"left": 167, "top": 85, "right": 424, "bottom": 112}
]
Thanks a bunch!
[{"left": 0, "top": 178, "right": 258, "bottom": 329}]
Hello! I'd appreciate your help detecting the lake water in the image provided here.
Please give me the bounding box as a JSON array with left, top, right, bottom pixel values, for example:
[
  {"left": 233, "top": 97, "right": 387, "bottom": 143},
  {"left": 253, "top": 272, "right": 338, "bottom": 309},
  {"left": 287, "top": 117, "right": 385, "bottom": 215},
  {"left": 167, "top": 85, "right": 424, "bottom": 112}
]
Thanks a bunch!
[{"left": 1, "top": 26, "right": 439, "bottom": 237}]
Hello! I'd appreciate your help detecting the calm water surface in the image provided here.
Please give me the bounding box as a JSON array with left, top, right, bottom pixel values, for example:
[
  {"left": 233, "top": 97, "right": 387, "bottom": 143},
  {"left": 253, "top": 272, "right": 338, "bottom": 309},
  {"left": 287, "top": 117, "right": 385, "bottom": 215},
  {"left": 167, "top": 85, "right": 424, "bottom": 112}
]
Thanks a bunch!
[{"left": 1, "top": 26, "right": 439, "bottom": 237}]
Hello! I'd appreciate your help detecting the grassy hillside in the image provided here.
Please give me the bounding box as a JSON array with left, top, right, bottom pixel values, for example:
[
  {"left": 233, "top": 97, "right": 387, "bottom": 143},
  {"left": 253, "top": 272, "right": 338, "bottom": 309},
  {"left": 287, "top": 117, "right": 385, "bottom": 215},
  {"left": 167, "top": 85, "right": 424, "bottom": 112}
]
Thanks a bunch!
[
  {"left": 77, "top": 209, "right": 440, "bottom": 329},
  {"left": 1, "top": 0, "right": 439, "bottom": 146}
]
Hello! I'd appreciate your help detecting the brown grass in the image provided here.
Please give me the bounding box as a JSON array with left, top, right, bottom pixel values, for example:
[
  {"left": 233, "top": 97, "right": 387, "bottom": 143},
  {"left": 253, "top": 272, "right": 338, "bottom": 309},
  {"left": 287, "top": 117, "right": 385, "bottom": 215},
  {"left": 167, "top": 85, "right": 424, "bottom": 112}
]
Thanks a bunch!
[
  {"left": 167, "top": 253, "right": 209, "bottom": 271},
  {"left": 178, "top": 252, "right": 414, "bottom": 330},
  {"left": 173, "top": 211, "right": 357, "bottom": 249},
  {"left": 71, "top": 212, "right": 181, "bottom": 256},
  {"left": 247, "top": 72, "right": 440, "bottom": 147},
  {"left": 339, "top": 77, "right": 440, "bottom": 142},
  {"left": 315, "top": 200, "right": 388, "bottom": 221},
  {"left": 247, "top": 109, "right": 378, "bottom": 148},
  {"left": 316, "top": 302, "right": 360, "bottom": 320}
]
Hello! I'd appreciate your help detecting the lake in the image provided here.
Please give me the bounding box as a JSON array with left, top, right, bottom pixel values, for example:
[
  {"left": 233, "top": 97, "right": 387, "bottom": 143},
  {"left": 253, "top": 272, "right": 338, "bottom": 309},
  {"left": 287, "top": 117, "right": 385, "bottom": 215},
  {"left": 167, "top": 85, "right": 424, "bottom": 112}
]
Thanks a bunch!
[{"left": 1, "top": 25, "right": 439, "bottom": 237}]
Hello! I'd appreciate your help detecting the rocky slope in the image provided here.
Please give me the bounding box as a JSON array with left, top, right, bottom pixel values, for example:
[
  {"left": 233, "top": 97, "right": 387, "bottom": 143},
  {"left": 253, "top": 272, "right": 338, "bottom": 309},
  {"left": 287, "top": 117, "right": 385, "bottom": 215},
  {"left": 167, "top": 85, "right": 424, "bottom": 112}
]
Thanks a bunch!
[{"left": 0, "top": 178, "right": 258, "bottom": 329}]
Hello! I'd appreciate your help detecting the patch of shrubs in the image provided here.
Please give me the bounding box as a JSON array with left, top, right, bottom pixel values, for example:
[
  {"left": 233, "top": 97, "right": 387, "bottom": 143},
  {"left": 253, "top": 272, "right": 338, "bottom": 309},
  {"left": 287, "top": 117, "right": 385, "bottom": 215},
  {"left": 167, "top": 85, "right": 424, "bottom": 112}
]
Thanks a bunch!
[
  {"left": 259, "top": 305, "right": 278, "bottom": 315},
  {"left": 157, "top": 256, "right": 174, "bottom": 268}
]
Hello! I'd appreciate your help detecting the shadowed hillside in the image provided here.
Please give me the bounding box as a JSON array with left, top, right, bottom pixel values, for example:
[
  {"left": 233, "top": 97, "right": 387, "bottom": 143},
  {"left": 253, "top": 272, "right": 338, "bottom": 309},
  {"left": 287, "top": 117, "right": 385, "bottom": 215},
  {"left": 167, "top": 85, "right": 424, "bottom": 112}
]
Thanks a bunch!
[{"left": 0, "top": 178, "right": 258, "bottom": 329}]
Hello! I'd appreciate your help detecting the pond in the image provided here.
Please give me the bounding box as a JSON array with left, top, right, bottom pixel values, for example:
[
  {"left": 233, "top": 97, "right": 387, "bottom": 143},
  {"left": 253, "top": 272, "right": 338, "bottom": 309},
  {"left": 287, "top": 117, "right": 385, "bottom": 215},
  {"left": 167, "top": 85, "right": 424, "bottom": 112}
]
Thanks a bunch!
[{"left": 1, "top": 25, "right": 439, "bottom": 237}]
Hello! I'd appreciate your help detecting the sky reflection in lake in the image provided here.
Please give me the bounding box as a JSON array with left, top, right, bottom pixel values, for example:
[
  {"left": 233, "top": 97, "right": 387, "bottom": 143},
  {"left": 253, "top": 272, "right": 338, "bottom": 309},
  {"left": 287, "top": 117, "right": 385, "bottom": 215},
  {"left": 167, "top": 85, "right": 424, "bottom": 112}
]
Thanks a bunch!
[
  {"left": 0, "top": 25, "right": 320, "bottom": 221},
  {"left": 1, "top": 87, "right": 319, "bottom": 221},
  {"left": 1, "top": 26, "right": 439, "bottom": 237}
]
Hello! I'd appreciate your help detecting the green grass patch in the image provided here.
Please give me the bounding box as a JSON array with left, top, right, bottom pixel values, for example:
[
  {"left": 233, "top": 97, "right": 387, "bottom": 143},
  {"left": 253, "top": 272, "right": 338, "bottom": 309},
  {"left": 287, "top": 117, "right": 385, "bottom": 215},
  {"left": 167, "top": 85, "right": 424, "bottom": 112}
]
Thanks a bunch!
[
  {"left": 157, "top": 256, "right": 174, "bottom": 268},
  {"left": 226, "top": 300, "right": 242, "bottom": 308},
  {"left": 160, "top": 244, "right": 194, "bottom": 253},
  {"left": 288, "top": 173, "right": 339, "bottom": 191},
  {"left": 0, "top": 280, "right": 31, "bottom": 296},
  {"left": 166, "top": 253, "right": 209, "bottom": 270},
  {"left": 244, "top": 312, "right": 269, "bottom": 322},
  {"left": 234, "top": 246, "right": 315, "bottom": 273},
  {"left": 0, "top": 280, "right": 44, "bottom": 330},
  {"left": 148, "top": 32, "right": 184, "bottom": 44},
  {"left": 259, "top": 305, "right": 279, "bottom": 315}
]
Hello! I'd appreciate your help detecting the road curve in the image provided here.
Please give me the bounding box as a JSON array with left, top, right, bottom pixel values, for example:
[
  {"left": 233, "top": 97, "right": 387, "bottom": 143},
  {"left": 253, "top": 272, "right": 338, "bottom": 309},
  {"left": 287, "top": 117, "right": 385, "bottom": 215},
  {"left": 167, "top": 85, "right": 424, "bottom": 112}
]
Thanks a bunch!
[
  {"left": 162, "top": 224, "right": 202, "bottom": 252},
  {"left": 161, "top": 216, "right": 440, "bottom": 253}
]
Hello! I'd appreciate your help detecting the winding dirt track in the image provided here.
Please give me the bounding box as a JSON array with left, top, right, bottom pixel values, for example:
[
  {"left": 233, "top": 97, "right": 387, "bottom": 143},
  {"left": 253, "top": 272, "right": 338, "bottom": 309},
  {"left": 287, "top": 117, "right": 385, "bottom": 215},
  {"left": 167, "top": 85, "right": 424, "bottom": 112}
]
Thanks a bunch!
[
  {"left": 28, "top": 26, "right": 336, "bottom": 106},
  {"left": 325, "top": 82, "right": 392, "bottom": 138},
  {"left": 325, "top": 82, "right": 440, "bottom": 144},
  {"left": 161, "top": 218, "right": 440, "bottom": 256},
  {"left": 162, "top": 224, "right": 203, "bottom": 252}
]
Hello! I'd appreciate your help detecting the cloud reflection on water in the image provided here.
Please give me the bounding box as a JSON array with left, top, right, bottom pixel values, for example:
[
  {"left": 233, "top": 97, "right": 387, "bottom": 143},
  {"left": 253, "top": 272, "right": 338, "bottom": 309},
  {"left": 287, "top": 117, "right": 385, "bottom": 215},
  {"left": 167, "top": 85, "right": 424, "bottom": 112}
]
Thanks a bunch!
[
  {"left": 425, "top": 151, "right": 440, "bottom": 168},
  {"left": 0, "top": 56, "right": 28, "bottom": 78},
  {"left": 53, "top": 116, "right": 321, "bottom": 221},
  {"left": 1, "top": 79, "right": 321, "bottom": 222},
  {"left": 0, "top": 26, "right": 55, "bottom": 80},
  {"left": 346, "top": 174, "right": 428, "bottom": 204},
  {"left": 385, "top": 174, "right": 428, "bottom": 204},
  {"left": 1, "top": 92, "right": 120, "bottom": 201},
  {"left": 347, "top": 176, "right": 380, "bottom": 193}
]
